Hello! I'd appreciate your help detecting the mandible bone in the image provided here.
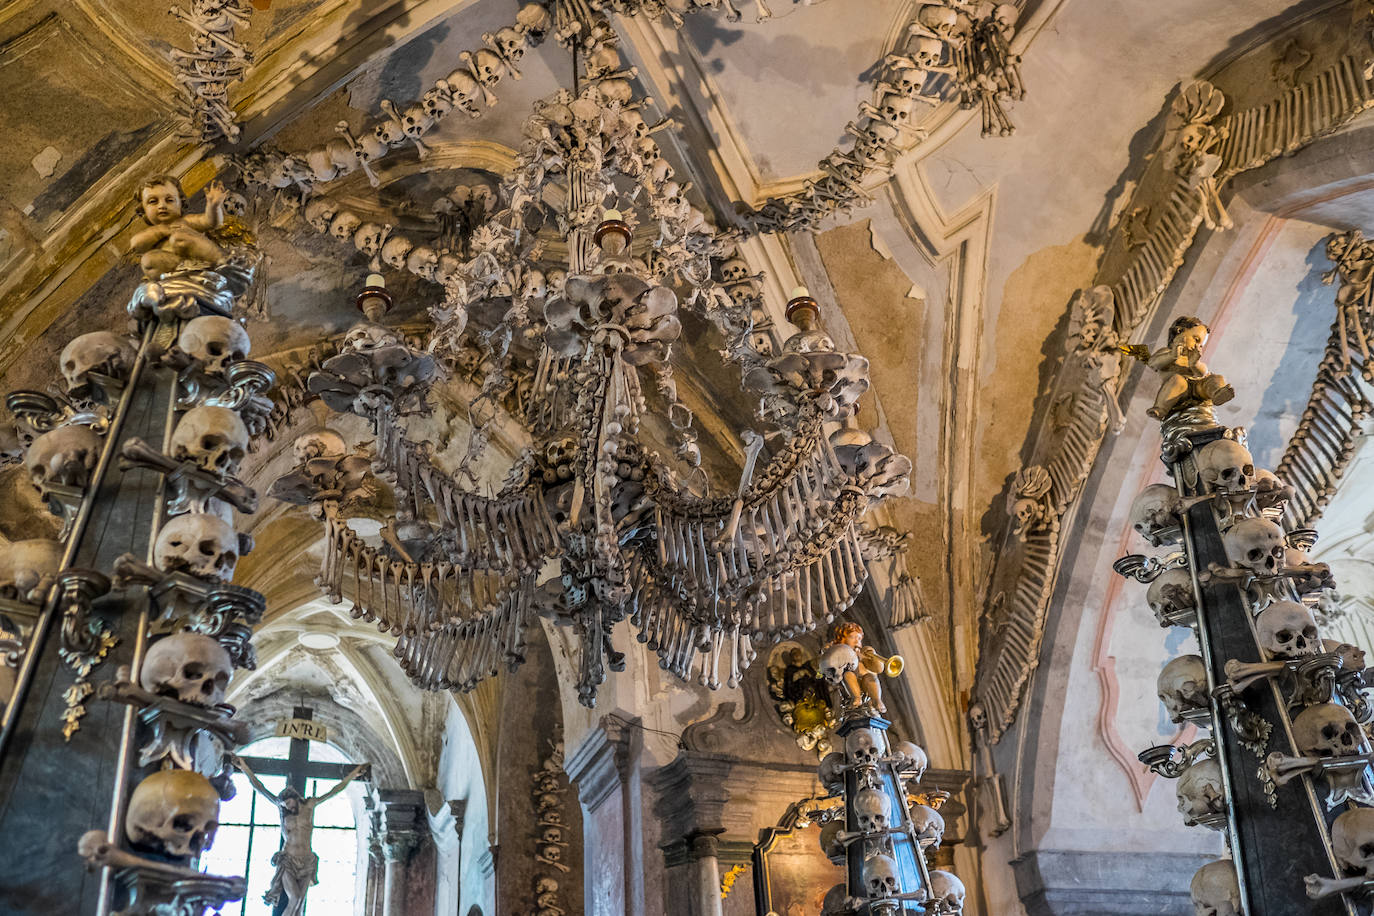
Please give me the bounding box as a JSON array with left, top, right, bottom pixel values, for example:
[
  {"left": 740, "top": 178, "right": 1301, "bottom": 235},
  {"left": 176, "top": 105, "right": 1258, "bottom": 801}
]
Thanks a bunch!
[
  {"left": 125, "top": 768, "right": 220, "bottom": 859},
  {"left": 171, "top": 405, "right": 249, "bottom": 477},
  {"left": 140, "top": 631, "right": 233, "bottom": 707}
]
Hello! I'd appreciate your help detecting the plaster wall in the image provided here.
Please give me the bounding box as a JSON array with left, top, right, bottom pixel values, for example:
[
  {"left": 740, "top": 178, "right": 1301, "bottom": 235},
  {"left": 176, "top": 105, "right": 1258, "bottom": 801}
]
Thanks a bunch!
[{"left": 436, "top": 698, "right": 494, "bottom": 916}]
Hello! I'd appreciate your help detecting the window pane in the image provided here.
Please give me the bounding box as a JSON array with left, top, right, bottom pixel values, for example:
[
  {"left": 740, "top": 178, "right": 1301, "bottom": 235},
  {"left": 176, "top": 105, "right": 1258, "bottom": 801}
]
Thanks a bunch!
[
  {"left": 244, "top": 824, "right": 282, "bottom": 916},
  {"left": 307, "top": 779, "right": 356, "bottom": 828},
  {"left": 218, "top": 774, "right": 255, "bottom": 826},
  {"left": 201, "top": 823, "right": 250, "bottom": 878},
  {"left": 308, "top": 828, "right": 361, "bottom": 914}
]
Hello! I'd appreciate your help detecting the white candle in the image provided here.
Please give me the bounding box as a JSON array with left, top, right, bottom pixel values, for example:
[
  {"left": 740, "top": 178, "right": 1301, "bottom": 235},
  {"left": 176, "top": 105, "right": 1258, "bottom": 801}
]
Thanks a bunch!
[
  {"left": 366, "top": 273, "right": 385, "bottom": 288},
  {"left": 789, "top": 286, "right": 810, "bottom": 300},
  {"left": 603, "top": 208, "right": 624, "bottom": 222}
]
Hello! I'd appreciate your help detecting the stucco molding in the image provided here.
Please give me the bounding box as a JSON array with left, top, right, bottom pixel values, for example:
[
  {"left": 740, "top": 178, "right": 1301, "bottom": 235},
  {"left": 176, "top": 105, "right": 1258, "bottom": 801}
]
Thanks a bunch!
[{"left": 970, "top": 15, "right": 1374, "bottom": 747}]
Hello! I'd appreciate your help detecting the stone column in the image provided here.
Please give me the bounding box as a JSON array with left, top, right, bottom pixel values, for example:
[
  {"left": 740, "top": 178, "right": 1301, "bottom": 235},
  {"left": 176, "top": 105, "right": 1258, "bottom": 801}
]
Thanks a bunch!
[
  {"left": 565, "top": 715, "right": 642, "bottom": 916},
  {"left": 648, "top": 752, "right": 733, "bottom": 916},
  {"left": 376, "top": 788, "right": 427, "bottom": 916}
]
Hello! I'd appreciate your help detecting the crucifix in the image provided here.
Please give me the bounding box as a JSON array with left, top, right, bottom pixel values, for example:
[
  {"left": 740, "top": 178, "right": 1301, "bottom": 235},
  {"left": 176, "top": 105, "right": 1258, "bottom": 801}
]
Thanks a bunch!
[{"left": 233, "top": 706, "right": 371, "bottom": 916}]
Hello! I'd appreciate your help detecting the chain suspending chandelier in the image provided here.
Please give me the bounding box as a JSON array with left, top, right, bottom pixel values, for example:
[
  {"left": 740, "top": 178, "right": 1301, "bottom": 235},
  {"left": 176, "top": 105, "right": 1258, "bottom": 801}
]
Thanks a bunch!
[{"left": 265, "top": 0, "right": 916, "bottom": 707}]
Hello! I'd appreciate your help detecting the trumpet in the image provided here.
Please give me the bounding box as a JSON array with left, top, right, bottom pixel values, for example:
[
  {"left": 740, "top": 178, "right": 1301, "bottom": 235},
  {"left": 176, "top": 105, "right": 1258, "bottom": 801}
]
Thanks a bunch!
[{"left": 861, "top": 650, "right": 904, "bottom": 678}]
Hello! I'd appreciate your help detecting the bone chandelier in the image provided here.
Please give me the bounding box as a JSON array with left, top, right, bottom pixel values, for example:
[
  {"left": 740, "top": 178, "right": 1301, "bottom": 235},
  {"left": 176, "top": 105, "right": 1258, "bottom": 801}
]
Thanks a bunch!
[{"left": 251, "top": 3, "right": 918, "bottom": 708}]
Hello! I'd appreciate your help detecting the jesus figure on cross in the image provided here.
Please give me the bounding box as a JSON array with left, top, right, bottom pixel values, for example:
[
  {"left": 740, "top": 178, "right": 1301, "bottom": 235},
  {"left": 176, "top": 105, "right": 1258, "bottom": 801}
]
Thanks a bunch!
[{"left": 232, "top": 753, "right": 371, "bottom": 916}]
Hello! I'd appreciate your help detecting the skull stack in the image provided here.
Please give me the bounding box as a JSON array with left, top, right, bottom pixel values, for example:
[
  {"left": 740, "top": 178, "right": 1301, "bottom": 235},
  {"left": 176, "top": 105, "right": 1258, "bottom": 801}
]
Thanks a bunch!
[
  {"left": 0, "top": 220, "right": 268, "bottom": 915},
  {"left": 1118, "top": 315, "right": 1373, "bottom": 915},
  {"left": 806, "top": 622, "right": 964, "bottom": 915}
]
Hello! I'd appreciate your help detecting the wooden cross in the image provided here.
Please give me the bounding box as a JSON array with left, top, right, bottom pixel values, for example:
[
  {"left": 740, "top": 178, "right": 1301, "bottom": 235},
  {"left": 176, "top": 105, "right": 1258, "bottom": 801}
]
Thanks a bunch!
[{"left": 237, "top": 706, "right": 364, "bottom": 916}]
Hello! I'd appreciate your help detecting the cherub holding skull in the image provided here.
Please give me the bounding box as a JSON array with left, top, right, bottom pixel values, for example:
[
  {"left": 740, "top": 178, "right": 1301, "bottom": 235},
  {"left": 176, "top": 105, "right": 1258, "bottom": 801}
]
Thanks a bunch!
[{"left": 129, "top": 175, "right": 229, "bottom": 278}]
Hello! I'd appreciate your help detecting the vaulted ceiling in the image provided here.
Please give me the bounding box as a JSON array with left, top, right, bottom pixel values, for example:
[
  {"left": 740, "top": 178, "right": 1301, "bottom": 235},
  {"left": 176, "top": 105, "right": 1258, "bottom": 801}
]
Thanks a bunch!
[{"left": 0, "top": 0, "right": 1361, "bottom": 787}]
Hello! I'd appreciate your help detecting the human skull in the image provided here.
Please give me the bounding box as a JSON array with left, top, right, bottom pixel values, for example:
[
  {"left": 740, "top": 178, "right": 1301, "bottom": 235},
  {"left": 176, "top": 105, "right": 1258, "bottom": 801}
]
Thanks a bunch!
[
  {"left": 1176, "top": 758, "right": 1225, "bottom": 827},
  {"left": 880, "top": 93, "right": 914, "bottom": 126},
  {"left": 492, "top": 27, "right": 525, "bottom": 62},
  {"left": 1256, "top": 600, "right": 1319, "bottom": 658},
  {"left": 292, "top": 430, "right": 346, "bottom": 463},
  {"left": 1324, "top": 639, "right": 1367, "bottom": 673},
  {"left": 406, "top": 246, "right": 439, "bottom": 282},
  {"left": 178, "top": 316, "right": 250, "bottom": 374},
  {"left": 401, "top": 104, "right": 435, "bottom": 140},
  {"left": 1196, "top": 438, "right": 1255, "bottom": 495},
  {"left": 0, "top": 538, "right": 63, "bottom": 604},
  {"left": 892, "top": 740, "right": 928, "bottom": 780},
  {"left": 1157, "top": 654, "right": 1208, "bottom": 722},
  {"left": 171, "top": 405, "right": 249, "bottom": 477},
  {"left": 1332, "top": 807, "right": 1374, "bottom": 876},
  {"left": 910, "top": 804, "right": 945, "bottom": 847},
  {"left": 1294, "top": 702, "right": 1365, "bottom": 758},
  {"left": 436, "top": 254, "right": 464, "bottom": 287},
  {"left": 329, "top": 210, "right": 362, "bottom": 243},
  {"left": 222, "top": 191, "right": 248, "bottom": 218},
  {"left": 928, "top": 870, "right": 965, "bottom": 913},
  {"left": 326, "top": 138, "right": 360, "bottom": 174},
  {"left": 381, "top": 235, "right": 415, "bottom": 271},
  {"left": 891, "top": 66, "right": 930, "bottom": 96},
  {"left": 305, "top": 146, "right": 337, "bottom": 183},
  {"left": 993, "top": 2, "right": 1019, "bottom": 34},
  {"left": 422, "top": 86, "right": 453, "bottom": 118},
  {"left": 1179, "top": 123, "right": 1209, "bottom": 157},
  {"left": 911, "top": 36, "right": 944, "bottom": 68},
  {"left": 472, "top": 49, "right": 506, "bottom": 86},
  {"left": 140, "top": 632, "right": 233, "bottom": 707},
  {"left": 918, "top": 4, "right": 957, "bottom": 36},
  {"left": 1222, "top": 516, "right": 1285, "bottom": 576},
  {"left": 817, "top": 751, "right": 847, "bottom": 792},
  {"left": 373, "top": 112, "right": 405, "bottom": 147},
  {"left": 1253, "top": 467, "right": 1293, "bottom": 511},
  {"left": 819, "top": 642, "right": 859, "bottom": 686},
  {"left": 125, "top": 769, "right": 220, "bottom": 859},
  {"left": 303, "top": 198, "right": 338, "bottom": 234},
  {"left": 1130, "top": 483, "right": 1181, "bottom": 546},
  {"left": 353, "top": 222, "right": 387, "bottom": 258},
  {"left": 719, "top": 257, "right": 749, "bottom": 285},
  {"left": 154, "top": 512, "right": 240, "bottom": 582},
  {"left": 541, "top": 825, "right": 563, "bottom": 844},
  {"left": 60, "top": 332, "right": 136, "bottom": 396},
  {"left": 845, "top": 727, "right": 882, "bottom": 767},
  {"left": 854, "top": 787, "right": 889, "bottom": 834},
  {"left": 864, "top": 853, "right": 899, "bottom": 900},
  {"left": 818, "top": 819, "right": 844, "bottom": 862},
  {"left": 26, "top": 424, "right": 102, "bottom": 492},
  {"left": 1145, "top": 567, "right": 1195, "bottom": 625},
  {"left": 1189, "top": 859, "right": 1240, "bottom": 916},
  {"left": 515, "top": 2, "right": 550, "bottom": 38}
]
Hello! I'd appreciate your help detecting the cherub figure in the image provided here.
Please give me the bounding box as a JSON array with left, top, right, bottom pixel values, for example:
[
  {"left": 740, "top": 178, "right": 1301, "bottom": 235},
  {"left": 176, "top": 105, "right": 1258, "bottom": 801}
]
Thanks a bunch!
[
  {"left": 824, "top": 622, "right": 888, "bottom": 714},
  {"left": 129, "top": 175, "right": 228, "bottom": 278},
  {"left": 1143, "top": 315, "right": 1234, "bottom": 420}
]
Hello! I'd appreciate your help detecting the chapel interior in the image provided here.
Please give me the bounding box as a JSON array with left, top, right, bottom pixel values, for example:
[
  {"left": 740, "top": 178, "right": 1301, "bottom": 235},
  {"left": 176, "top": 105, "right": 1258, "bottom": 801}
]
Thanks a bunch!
[{"left": 1, "top": 1, "right": 1373, "bottom": 915}]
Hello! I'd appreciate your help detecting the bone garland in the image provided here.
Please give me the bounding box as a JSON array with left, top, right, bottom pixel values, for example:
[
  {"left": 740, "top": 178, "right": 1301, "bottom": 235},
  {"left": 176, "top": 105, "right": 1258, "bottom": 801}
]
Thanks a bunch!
[
  {"left": 738, "top": 1, "right": 1027, "bottom": 235},
  {"left": 973, "top": 47, "right": 1374, "bottom": 744},
  {"left": 239, "top": 4, "right": 550, "bottom": 193},
  {"left": 1274, "top": 229, "right": 1374, "bottom": 528},
  {"left": 168, "top": 0, "right": 251, "bottom": 144}
]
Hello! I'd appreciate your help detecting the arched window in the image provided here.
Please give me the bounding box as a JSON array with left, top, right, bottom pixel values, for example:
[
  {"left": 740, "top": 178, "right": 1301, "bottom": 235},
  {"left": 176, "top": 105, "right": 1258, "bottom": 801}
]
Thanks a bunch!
[{"left": 200, "top": 736, "right": 365, "bottom": 915}]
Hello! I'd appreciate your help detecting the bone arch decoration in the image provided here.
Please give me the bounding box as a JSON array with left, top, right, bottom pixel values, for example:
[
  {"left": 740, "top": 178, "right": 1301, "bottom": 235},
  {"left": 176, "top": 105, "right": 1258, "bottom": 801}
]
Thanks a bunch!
[{"left": 969, "top": 22, "right": 1374, "bottom": 744}]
